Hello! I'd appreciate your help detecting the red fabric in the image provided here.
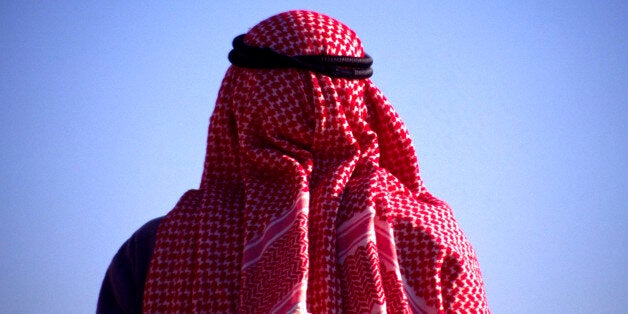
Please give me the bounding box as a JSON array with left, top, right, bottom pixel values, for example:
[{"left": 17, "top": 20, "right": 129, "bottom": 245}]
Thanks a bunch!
[{"left": 143, "top": 10, "right": 489, "bottom": 313}]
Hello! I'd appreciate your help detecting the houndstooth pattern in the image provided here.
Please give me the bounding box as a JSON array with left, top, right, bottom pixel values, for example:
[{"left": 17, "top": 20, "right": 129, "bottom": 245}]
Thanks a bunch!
[{"left": 143, "top": 10, "right": 489, "bottom": 313}]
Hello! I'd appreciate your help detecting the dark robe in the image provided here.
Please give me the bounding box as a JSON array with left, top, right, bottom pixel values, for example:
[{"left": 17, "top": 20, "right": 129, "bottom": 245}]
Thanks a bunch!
[{"left": 97, "top": 217, "right": 163, "bottom": 313}]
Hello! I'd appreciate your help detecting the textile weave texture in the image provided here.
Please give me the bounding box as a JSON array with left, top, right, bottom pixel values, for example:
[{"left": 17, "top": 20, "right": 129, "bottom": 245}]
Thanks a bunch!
[{"left": 143, "top": 10, "right": 489, "bottom": 313}]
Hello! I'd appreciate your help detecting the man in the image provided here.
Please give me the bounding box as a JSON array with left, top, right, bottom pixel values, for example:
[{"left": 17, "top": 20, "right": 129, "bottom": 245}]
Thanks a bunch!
[{"left": 98, "top": 10, "right": 489, "bottom": 313}]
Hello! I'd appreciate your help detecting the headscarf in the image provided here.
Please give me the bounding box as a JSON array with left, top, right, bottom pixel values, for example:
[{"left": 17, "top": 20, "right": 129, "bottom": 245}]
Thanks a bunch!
[{"left": 143, "top": 10, "right": 489, "bottom": 313}]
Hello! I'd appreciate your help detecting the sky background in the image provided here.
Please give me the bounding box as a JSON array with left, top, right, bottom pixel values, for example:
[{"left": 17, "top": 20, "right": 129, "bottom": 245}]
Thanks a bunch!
[{"left": 1, "top": 1, "right": 626, "bottom": 313}]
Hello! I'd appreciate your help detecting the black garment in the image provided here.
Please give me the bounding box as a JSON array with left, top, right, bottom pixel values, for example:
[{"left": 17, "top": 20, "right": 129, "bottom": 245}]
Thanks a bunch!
[{"left": 97, "top": 217, "right": 163, "bottom": 314}]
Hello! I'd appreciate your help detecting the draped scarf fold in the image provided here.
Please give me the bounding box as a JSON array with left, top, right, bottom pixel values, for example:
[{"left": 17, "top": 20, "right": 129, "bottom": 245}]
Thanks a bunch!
[{"left": 143, "top": 10, "right": 489, "bottom": 313}]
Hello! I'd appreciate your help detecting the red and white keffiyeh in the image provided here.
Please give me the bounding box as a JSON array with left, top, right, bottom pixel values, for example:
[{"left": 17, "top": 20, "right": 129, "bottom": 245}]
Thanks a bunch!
[{"left": 143, "top": 10, "right": 489, "bottom": 313}]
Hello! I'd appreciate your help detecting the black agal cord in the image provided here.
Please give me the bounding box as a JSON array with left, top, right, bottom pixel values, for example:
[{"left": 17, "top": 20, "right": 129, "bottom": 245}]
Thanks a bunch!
[{"left": 228, "top": 34, "right": 373, "bottom": 79}]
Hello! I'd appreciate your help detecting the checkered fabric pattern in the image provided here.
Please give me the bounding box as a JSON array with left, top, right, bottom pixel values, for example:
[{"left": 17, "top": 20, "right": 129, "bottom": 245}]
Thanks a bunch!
[{"left": 143, "top": 10, "right": 489, "bottom": 313}]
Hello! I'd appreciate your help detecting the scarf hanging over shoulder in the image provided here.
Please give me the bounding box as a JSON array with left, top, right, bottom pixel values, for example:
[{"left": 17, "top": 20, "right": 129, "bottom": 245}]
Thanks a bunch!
[{"left": 143, "top": 10, "right": 489, "bottom": 313}]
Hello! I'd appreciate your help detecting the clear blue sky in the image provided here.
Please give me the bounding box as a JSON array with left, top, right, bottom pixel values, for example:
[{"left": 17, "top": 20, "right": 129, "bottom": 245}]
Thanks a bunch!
[{"left": 1, "top": 1, "right": 626, "bottom": 313}]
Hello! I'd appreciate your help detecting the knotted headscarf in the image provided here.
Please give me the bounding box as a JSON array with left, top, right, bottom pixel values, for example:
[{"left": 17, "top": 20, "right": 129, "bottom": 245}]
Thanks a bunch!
[{"left": 143, "top": 10, "right": 489, "bottom": 313}]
